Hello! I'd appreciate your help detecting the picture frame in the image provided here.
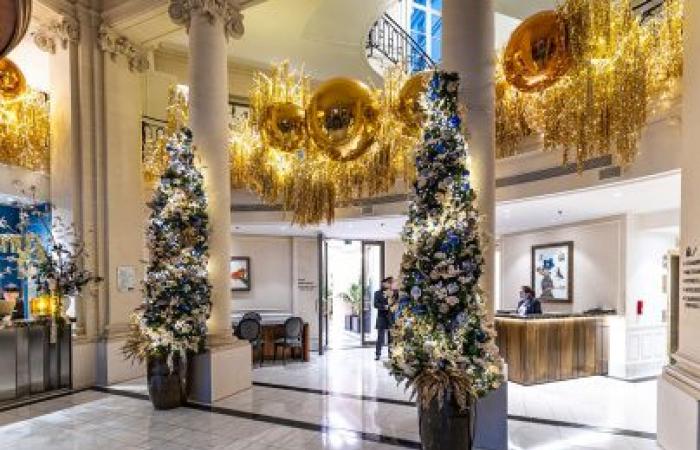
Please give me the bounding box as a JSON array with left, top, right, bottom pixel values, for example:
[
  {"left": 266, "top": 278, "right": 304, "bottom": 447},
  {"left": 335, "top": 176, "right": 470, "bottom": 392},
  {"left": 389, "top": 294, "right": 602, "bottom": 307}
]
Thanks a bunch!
[
  {"left": 531, "top": 241, "right": 573, "bottom": 303},
  {"left": 230, "top": 256, "right": 251, "bottom": 292}
]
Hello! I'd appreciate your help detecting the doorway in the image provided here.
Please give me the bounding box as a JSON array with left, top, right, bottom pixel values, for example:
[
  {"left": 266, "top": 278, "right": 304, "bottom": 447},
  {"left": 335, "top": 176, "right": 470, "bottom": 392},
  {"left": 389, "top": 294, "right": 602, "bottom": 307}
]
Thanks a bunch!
[{"left": 321, "top": 239, "right": 385, "bottom": 351}]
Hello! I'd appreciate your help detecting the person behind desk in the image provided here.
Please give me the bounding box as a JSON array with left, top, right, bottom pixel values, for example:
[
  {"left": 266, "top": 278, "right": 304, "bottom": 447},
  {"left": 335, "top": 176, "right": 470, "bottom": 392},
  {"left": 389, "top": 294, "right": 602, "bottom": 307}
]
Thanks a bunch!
[
  {"left": 374, "top": 277, "right": 396, "bottom": 361},
  {"left": 517, "top": 285, "right": 542, "bottom": 316}
]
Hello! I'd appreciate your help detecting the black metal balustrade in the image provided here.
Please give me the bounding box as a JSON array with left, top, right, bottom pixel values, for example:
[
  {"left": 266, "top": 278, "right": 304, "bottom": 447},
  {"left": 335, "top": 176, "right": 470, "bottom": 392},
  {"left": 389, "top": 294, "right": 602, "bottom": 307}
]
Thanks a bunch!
[
  {"left": 365, "top": 13, "right": 436, "bottom": 73},
  {"left": 366, "top": 1, "right": 667, "bottom": 74},
  {"left": 632, "top": 0, "right": 667, "bottom": 22}
]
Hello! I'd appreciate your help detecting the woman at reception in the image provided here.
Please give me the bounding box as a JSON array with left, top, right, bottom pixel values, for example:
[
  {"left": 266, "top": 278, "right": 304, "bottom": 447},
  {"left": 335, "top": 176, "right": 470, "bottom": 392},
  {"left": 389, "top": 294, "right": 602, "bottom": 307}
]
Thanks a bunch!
[{"left": 517, "top": 285, "right": 542, "bottom": 316}]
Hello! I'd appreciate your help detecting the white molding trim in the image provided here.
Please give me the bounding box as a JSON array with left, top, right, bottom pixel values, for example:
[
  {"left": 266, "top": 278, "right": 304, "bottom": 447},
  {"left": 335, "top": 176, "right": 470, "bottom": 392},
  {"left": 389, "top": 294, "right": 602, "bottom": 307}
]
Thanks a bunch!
[
  {"left": 32, "top": 14, "right": 80, "bottom": 54},
  {"left": 97, "top": 24, "right": 151, "bottom": 72},
  {"left": 168, "top": 0, "right": 245, "bottom": 40}
]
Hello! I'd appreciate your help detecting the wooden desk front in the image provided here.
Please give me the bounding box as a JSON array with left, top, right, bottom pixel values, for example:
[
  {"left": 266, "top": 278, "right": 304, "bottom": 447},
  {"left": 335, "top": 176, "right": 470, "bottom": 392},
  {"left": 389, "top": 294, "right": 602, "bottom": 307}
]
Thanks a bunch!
[{"left": 495, "top": 315, "right": 609, "bottom": 385}]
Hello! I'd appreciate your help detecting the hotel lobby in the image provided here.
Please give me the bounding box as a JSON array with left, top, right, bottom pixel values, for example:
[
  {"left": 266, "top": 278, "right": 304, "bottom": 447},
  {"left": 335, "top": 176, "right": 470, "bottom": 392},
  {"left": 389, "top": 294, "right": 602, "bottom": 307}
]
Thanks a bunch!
[{"left": 0, "top": 0, "right": 697, "bottom": 449}]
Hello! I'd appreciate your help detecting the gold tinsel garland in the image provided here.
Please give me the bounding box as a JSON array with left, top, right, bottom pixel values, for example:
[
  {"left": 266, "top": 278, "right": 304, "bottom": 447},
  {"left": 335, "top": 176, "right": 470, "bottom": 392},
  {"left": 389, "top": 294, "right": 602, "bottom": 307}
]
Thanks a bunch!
[
  {"left": 230, "top": 63, "right": 419, "bottom": 225},
  {"left": 145, "top": 64, "right": 422, "bottom": 226},
  {"left": 496, "top": 0, "right": 683, "bottom": 166},
  {"left": 142, "top": 86, "right": 189, "bottom": 184},
  {"left": 0, "top": 88, "right": 50, "bottom": 173}
]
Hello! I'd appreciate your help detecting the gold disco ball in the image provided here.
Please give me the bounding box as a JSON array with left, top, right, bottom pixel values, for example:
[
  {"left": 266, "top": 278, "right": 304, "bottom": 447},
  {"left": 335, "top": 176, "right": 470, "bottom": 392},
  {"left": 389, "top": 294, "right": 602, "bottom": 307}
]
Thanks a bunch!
[
  {"left": 503, "top": 10, "right": 572, "bottom": 92},
  {"left": 396, "top": 71, "right": 430, "bottom": 130},
  {"left": 307, "top": 77, "right": 379, "bottom": 162},
  {"left": 260, "top": 102, "right": 306, "bottom": 152},
  {"left": 0, "top": 58, "right": 27, "bottom": 100}
]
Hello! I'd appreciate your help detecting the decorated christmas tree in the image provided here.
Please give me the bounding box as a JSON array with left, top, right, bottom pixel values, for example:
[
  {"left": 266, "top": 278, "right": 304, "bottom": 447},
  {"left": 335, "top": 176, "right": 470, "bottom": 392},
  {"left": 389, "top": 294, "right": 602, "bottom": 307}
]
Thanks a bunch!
[
  {"left": 126, "top": 129, "right": 211, "bottom": 363},
  {"left": 389, "top": 72, "right": 503, "bottom": 412}
]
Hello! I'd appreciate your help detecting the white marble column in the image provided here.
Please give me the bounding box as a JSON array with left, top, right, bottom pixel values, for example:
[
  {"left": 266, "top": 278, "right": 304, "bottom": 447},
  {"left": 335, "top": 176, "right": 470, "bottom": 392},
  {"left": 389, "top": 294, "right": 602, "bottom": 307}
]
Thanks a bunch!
[
  {"left": 658, "top": 1, "right": 700, "bottom": 448},
  {"left": 442, "top": 0, "right": 496, "bottom": 314},
  {"left": 169, "top": 0, "right": 244, "bottom": 344},
  {"left": 442, "top": 4, "right": 507, "bottom": 449}
]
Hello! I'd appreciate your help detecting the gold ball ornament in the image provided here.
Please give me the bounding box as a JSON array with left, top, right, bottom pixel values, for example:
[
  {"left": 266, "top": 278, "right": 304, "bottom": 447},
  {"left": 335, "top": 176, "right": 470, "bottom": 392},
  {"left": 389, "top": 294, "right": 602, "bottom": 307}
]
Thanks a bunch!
[
  {"left": 396, "top": 72, "right": 430, "bottom": 130},
  {"left": 0, "top": 58, "right": 26, "bottom": 100},
  {"left": 260, "top": 102, "right": 306, "bottom": 152},
  {"left": 307, "top": 77, "right": 379, "bottom": 162},
  {"left": 503, "top": 10, "right": 572, "bottom": 92}
]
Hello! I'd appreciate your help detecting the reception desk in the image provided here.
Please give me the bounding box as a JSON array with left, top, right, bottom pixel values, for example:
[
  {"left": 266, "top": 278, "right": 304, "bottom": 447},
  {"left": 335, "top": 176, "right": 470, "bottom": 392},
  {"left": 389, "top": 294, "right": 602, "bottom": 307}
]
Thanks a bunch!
[{"left": 495, "top": 313, "right": 610, "bottom": 385}]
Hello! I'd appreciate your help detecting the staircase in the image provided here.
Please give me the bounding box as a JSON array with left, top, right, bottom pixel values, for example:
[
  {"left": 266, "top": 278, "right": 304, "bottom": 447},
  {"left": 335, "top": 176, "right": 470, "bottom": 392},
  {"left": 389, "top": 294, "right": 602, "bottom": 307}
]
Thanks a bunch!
[
  {"left": 632, "top": 0, "right": 667, "bottom": 22},
  {"left": 365, "top": 13, "right": 436, "bottom": 74}
]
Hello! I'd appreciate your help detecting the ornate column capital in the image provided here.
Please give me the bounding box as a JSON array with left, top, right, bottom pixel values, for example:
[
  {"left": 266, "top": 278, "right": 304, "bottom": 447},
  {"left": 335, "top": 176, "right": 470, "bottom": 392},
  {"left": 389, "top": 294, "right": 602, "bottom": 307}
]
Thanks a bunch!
[
  {"left": 32, "top": 15, "right": 80, "bottom": 54},
  {"left": 97, "top": 24, "right": 150, "bottom": 73},
  {"left": 168, "top": 0, "right": 244, "bottom": 40}
]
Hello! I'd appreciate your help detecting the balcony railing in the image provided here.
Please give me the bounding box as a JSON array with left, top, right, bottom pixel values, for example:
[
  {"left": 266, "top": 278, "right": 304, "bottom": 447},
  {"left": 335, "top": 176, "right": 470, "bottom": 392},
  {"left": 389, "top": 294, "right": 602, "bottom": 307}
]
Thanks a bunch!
[
  {"left": 632, "top": 0, "right": 666, "bottom": 22},
  {"left": 366, "top": 13, "right": 436, "bottom": 73}
]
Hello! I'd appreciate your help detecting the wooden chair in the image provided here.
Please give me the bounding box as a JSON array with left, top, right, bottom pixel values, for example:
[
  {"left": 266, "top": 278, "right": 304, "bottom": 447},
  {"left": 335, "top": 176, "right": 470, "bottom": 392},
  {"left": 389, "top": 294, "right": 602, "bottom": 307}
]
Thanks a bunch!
[
  {"left": 241, "top": 311, "right": 262, "bottom": 322},
  {"left": 237, "top": 318, "right": 264, "bottom": 367},
  {"left": 273, "top": 317, "right": 304, "bottom": 365}
]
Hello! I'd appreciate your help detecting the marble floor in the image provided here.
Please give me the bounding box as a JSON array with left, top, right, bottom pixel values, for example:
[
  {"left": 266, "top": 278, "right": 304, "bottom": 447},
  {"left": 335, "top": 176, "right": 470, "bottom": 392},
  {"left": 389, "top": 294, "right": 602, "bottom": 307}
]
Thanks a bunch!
[{"left": 0, "top": 347, "right": 661, "bottom": 449}]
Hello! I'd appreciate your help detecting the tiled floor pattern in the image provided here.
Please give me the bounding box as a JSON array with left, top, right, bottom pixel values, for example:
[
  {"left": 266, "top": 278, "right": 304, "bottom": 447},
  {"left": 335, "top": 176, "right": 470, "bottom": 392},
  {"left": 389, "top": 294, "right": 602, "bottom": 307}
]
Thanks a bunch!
[{"left": 0, "top": 347, "right": 662, "bottom": 449}]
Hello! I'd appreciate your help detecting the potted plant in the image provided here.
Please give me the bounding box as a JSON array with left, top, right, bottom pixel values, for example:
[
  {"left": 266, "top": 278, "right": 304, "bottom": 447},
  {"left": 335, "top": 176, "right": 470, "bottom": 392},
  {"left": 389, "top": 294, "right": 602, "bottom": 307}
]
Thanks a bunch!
[
  {"left": 388, "top": 72, "right": 504, "bottom": 450},
  {"left": 123, "top": 129, "right": 211, "bottom": 410},
  {"left": 341, "top": 282, "right": 362, "bottom": 333}
]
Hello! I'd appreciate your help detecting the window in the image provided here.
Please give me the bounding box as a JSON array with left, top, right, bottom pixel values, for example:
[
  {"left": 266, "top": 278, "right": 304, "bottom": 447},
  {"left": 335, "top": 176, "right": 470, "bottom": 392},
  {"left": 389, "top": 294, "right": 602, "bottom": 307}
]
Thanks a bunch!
[{"left": 409, "top": 0, "right": 442, "bottom": 71}]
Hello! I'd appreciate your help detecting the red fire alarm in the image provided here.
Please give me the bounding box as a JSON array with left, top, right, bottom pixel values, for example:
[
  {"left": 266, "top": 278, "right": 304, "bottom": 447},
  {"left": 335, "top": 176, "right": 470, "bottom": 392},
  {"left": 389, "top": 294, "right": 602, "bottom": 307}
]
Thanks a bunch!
[{"left": 636, "top": 300, "right": 644, "bottom": 316}]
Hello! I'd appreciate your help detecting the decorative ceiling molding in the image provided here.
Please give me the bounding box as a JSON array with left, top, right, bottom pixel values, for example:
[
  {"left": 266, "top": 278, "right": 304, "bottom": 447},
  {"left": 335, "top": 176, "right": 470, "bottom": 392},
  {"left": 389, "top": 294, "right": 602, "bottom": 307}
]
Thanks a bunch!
[
  {"left": 97, "top": 24, "right": 151, "bottom": 73},
  {"left": 32, "top": 14, "right": 80, "bottom": 54},
  {"left": 168, "top": 0, "right": 245, "bottom": 40}
]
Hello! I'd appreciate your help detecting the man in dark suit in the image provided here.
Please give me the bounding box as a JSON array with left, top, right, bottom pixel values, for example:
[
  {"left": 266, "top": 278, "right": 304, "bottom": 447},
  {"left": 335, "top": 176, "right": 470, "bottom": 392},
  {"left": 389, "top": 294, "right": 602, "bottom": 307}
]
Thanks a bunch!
[{"left": 374, "top": 277, "right": 395, "bottom": 360}]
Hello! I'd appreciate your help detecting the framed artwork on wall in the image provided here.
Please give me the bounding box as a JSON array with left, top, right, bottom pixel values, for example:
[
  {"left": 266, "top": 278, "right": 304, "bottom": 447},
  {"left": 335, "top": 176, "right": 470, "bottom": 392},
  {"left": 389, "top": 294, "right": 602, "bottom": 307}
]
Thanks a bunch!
[
  {"left": 531, "top": 241, "right": 573, "bottom": 303},
  {"left": 230, "top": 257, "right": 251, "bottom": 291}
]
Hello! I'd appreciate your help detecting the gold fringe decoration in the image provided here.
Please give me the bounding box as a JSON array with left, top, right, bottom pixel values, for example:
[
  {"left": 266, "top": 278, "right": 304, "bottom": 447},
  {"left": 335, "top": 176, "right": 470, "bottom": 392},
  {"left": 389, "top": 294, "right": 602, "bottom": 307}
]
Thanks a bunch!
[
  {"left": 144, "top": 65, "right": 422, "bottom": 226},
  {"left": 496, "top": 0, "right": 683, "bottom": 167},
  {"left": 229, "top": 63, "right": 420, "bottom": 225},
  {"left": 0, "top": 88, "right": 50, "bottom": 173},
  {"left": 142, "top": 86, "right": 189, "bottom": 185}
]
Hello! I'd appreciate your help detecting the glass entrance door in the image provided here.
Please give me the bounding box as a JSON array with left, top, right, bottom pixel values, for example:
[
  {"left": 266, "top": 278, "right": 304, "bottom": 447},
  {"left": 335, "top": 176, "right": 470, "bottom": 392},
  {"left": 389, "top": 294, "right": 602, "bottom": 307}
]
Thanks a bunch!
[
  {"left": 361, "top": 241, "right": 385, "bottom": 345},
  {"left": 318, "top": 236, "right": 329, "bottom": 355}
]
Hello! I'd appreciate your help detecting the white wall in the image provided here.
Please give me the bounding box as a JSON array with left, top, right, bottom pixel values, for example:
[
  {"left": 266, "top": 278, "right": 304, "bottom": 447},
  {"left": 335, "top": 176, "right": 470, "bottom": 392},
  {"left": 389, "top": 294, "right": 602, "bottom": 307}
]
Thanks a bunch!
[
  {"left": 625, "top": 211, "right": 679, "bottom": 323},
  {"left": 292, "top": 237, "right": 320, "bottom": 348},
  {"left": 231, "top": 235, "right": 294, "bottom": 313},
  {"left": 499, "top": 217, "right": 625, "bottom": 314},
  {"left": 384, "top": 239, "right": 404, "bottom": 280}
]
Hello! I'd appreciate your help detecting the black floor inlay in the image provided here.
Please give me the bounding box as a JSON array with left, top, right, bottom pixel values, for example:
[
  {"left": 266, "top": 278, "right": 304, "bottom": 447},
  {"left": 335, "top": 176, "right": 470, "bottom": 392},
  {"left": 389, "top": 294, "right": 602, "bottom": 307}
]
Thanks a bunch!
[
  {"left": 0, "top": 388, "right": 79, "bottom": 414},
  {"left": 507, "top": 414, "right": 657, "bottom": 440},
  {"left": 93, "top": 386, "right": 421, "bottom": 449},
  {"left": 252, "top": 381, "right": 416, "bottom": 407},
  {"left": 251, "top": 382, "right": 658, "bottom": 441}
]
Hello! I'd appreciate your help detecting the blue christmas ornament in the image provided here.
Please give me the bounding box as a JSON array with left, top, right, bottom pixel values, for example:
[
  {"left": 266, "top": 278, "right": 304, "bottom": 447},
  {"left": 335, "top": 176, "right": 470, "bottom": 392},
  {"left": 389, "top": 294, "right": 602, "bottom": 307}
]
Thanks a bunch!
[
  {"left": 410, "top": 285, "right": 422, "bottom": 299},
  {"left": 448, "top": 115, "right": 461, "bottom": 128}
]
